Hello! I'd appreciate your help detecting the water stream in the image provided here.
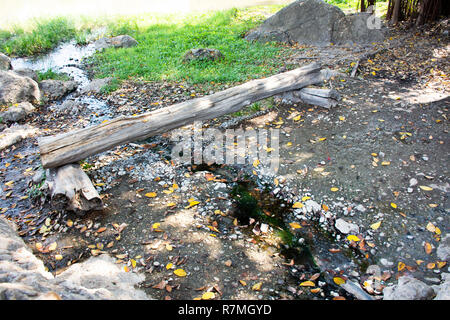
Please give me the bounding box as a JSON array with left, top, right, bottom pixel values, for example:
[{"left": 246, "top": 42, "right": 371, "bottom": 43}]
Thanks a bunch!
[{"left": 11, "top": 40, "right": 113, "bottom": 124}]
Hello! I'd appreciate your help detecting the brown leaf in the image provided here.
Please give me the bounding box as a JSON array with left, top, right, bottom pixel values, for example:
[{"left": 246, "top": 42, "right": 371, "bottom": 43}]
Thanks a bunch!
[{"left": 152, "top": 280, "right": 166, "bottom": 290}]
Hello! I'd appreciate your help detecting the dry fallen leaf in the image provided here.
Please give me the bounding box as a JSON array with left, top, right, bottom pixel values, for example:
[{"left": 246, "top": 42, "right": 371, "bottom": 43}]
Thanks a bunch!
[
  {"left": 201, "top": 292, "right": 215, "bottom": 300},
  {"left": 174, "top": 269, "right": 187, "bottom": 277},
  {"left": 252, "top": 282, "right": 263, "bottom": 291}
]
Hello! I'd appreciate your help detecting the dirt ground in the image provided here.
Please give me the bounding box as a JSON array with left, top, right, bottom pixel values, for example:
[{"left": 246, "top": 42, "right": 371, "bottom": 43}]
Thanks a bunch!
[{"left": 0, "top": 21, "right": 449, "bottom": 300}]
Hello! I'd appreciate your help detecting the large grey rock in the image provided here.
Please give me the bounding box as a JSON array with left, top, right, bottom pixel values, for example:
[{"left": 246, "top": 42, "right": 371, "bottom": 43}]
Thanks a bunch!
[
  {"left": 94, "top": 35, "right": 138, "bottom": 50},
  {"left": 0, "top": 70, "right": 41, "bottom": 105},
  {"left": 0, "top": 53, "right": 12, "bottom": 71},
  {"left": 0, "top": 124, "right": 38, "bottom": 150},
  {"left": 79, "top": 77, "right": 112, "bottom": 94},
  {"left": 246, "top": 0, "right": 385, "bottom": 46},
  {"left": 183, "top": 48, "right": 224, "bottom": 63},
  {"left": 39, "top": 80, "right": 77, "bottom": 101},
  {"left": 433, "top": 273, "right": 450, "bottom": 300},
  {"left": 12, "top": 68, "right": 38, "bottom": 82},
  {"left": 0, "top": 102, "right": 35, "bottom": 122},
  {"left": 437, "top": 234, "right": 450, "bottom": 261},
  {"left": 333, "top": 13, "right": 386, "bottom": 45},
  {"left": 383, "top": 276, "right": 435, "bottom": 300},
  {"left": 0, "top": 217, "right": 150, "bottom": 300}
]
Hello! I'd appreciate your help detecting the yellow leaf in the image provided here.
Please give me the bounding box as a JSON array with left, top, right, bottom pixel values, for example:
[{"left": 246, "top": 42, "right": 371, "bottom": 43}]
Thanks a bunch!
[
  {"left": 239, "top": 280, "right": 247, "bottom": 286},
  {"left": 330, "top": 187, "right": 339, "bottom": 192},
  {"left": 66, "top": 220, "right": 73, "bottom": 227},
  {"left": 310, "top": 288, "right": 321, "bottom": 293},
  {"left": 166, "top": 202, "right": 176, "bottom": 207},
  {"left": 424, "top": 242, "right": 432, "bottom": 255},
  {"left": 437, "top": 261, "right": 447, "bottom": 269},
  {"left": 130, "top": 259, "right": 137, "bottom": 268},
  {"left": 124, "top": 266, "right": 129, "bottom": 272},
  {"left": 346, "top": 235, "right": 360, "bottom": 242},
  {"left": 292, "top": 202, "right": 303, "bottom": 209},
  {"left": 333, "top": 277, "right": 346, "bottom": 285},
  {"left": 427, "top": 262, "right": 436, "bottom": 269},
  {"left": 54, "top": 254, "right": 63, "bottom": 261},
  {"left": 145, "top": 192, "right": 157, "bottom": 198},
  {"left": 174, "top": 269, "right": 187, "bottom": 277},
  {"left": 381, "top": 161, "right": 390, "bottom": 166},
  {"left": 390, "top": 202, "right": 397, "bottom": 209},
  {"left": 300, "top": 281, "right": 315, "bottom": 287},
  {"left": 289, "top": 222, "right": 302, "bottom": 229},
  {"left": 166, "top": 263, "right": 173, "bottom": 270},
  {"left": 201, "top": 292, "right": 215, "bottom": 300},
  {"left": 398, "top": 262, "right": 406, "bottom": 272},
  {"left": 370, "top": 221, "right": 381, "bottom": 230},
  {"left": 152, "top": 222, "right": 161, "bottom": 229},
  {"left": 293, "top": 115, "right": 302, "bottom": 121},
  {"left": 185, "top": 200, "right": 200, "bottom": 209},
  {"left": 419, "top": 186, "right": 433, "bottom": 191},
  {"left": 302, "top": 196, "right": 311, "bottom": 201},
  {"left": 166, "top": 244, "right": 173, "bottom": 251},
  {"left": 339, "top": 116, "right": 345, "bottom": 121},
  {"left": 48, "top": 242, "right": 57, "bottom": 251},
  {"left": 426, "top": 222, "right": 436, "bottom": 233},
  {"left": 429, "top": 203, "right": 438, "bottom": 208},
  {"left": 252, "top": 282, "right": 262, "bottom": 291},
  {"left": 253, "top": 159, "right": 260, "bottom": 168}
]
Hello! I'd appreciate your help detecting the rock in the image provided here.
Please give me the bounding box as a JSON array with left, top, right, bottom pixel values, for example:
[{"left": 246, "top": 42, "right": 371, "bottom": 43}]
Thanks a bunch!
[
  {"left": 304, "top": 199, "right": 321, "bottom": 214},
  {"left": 437, "top": 234, "right": 450, "bottom": 261},
  {"left": 245, "top": 0, "right": 385, "bottom": 46},
  {"left": 0, "top": 53, "right": 12, "bottom": 71},
  {"left": 335, "top": 218, "right": 360, "bottom": 234},
  {"left": 39, "top": 80, "right": 77, "bottom": 101},
  {"left": 332, "top": 12, "right": 386, "bottom": 45},
  {"left": 183, "top": 48, "right": 224, "bottom": 63},
  {"left": 0, "top": 124, "right": 38, "bottom": 150},
  {"left": 434, "top": 273, "right": 450, "bottom": 300},
  {"left": 79, "top": 78, "right": 112, "bottom": 94},
  {"left": 341, "top": 280, "right": 375, "bottom": 300},
  {"left": 383, "top": 276, "right": 435, "bottom": 300},
  {"left": 12, "top": 68, "right": 38, "bottom": 82},
  {"left": 0, "top": 70, "right": 41, "bottom": 105},
  {"left": 0, "top": 102, "right": 35, "bottom": 122},
  {"left": 0, "top": 217, "right": 150, "bottom": 300},
  {"left": 94, "top": 35, "right": 138, "bottom": 50}
]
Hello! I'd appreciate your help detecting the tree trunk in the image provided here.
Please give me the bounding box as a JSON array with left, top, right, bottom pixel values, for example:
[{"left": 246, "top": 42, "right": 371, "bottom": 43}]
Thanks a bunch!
[
  {"left": 45, "top": 164, "right": 102, "bottom": 215},
  {"left": 276, "top": 87, "right": 340, "bottom": 109},
  {"left": 39, "top": 63, "right": 335, "bottom": 168},
  {"left": 391, "top": 0, "right": 402, "bottom": 25}
]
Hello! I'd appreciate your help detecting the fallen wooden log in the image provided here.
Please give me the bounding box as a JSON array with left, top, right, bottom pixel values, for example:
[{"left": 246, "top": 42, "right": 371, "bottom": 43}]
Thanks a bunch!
[
  {"left": 39, "top": 63, "right": 335, "bottom": 168},
  {"left": 276, "top": 87, "right": 340, "bottom": 109},
  {"left": 44, "top": 164, "right": 102, "bottom": 215}
]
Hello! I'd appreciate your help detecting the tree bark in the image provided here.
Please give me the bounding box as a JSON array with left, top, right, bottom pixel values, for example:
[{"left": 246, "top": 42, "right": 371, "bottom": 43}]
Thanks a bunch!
[
  {"left": 45, "top": 164, "right": 102, "bottom": 215},
  {"left": 391, "top": 0, "right": 402, "bottom": 25},
  {"left": 276, "top": 87, "right": 340, "bottom": 109},
  {"left": 39, "top": 63, "right": 335, "bottom": 168}
]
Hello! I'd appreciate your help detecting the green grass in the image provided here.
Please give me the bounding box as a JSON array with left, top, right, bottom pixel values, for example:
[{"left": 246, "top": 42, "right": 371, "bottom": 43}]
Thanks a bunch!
[
  {"left": 0, "top": 17, "right": 77, "bottom": 56},
  {"left": 90, "top": 8, "right": 293, "bottom": 84},
  {"left": 37, "top": 68, "right": 71, "bottom": 81}
]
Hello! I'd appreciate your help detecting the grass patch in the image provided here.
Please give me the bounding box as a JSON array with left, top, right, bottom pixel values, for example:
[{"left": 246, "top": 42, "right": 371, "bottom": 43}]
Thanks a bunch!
[
  {"left": 37, "top": 68, "right": 71, "bottom": 81},
  {"left": 0, "top": 17, "right": 77, "bottom": 56},
  {"left": 89, "top": 8, "right": 294, "bottom": 84}
]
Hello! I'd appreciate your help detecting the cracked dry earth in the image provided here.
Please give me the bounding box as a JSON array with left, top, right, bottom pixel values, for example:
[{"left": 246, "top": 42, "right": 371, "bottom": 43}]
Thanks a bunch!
[{"left": 0, "top": 23, "right": 449, "bottom": 300}]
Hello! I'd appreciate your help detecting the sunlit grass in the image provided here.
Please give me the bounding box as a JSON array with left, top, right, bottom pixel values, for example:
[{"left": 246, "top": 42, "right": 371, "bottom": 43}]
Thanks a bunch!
[{"left": 90, "top": 8, "right": 294, "bottom": 84}]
